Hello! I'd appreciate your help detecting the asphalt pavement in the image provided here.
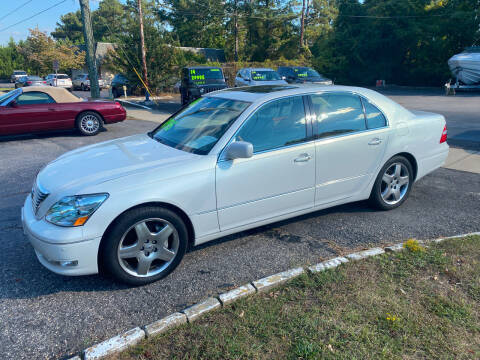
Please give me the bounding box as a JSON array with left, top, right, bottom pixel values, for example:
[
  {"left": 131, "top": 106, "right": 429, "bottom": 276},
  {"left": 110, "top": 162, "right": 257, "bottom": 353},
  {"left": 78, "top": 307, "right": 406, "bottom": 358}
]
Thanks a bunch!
[{"left": 0, "top": 88, "right": 479, "bottom": 359}]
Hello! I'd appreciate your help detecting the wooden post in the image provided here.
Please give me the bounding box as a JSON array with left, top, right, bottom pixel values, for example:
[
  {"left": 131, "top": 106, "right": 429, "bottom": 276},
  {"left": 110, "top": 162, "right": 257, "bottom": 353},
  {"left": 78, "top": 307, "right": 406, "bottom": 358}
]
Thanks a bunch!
[
  {"left": 137, "top": 0, "right": 149, "bottom": 99},
  {"left": 300, "top": 0, "right": 306, "bottom": 48},
  {"left": 234, "top": 0, "right": 239, "bottom": 62},
  {"left": 79, "top": 0, "right": 100, "bottom": 98}
]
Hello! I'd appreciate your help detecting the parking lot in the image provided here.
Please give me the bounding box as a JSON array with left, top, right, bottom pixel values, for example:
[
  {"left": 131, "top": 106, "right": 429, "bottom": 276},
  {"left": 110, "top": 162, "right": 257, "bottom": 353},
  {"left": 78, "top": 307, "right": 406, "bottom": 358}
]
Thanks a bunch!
[{"left": 0, "top": 88, "right": 479, "bottom": 359}]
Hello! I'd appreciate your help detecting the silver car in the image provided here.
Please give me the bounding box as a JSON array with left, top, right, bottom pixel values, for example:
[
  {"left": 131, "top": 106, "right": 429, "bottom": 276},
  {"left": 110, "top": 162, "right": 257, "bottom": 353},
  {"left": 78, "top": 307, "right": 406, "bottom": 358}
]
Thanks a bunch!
[{"left": 235, "top": 68, "right": 288, "bottom": 87}]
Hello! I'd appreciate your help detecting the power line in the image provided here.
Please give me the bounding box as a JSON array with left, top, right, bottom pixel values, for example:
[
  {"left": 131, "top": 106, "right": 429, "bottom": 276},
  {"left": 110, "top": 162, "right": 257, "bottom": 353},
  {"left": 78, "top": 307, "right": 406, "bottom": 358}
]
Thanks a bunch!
[
  {"left": 0, "top": 0, "right": 67, "bottom": 33},
  {"left": 0, "top": 0, "right": 34, "bottom": 23}
]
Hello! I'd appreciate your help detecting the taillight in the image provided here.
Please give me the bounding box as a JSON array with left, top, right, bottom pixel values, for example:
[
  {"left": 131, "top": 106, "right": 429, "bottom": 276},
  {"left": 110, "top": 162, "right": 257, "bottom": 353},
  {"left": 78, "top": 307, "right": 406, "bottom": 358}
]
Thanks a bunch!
[
  {"left": 440, "top": 124, "right": 447, "bottom": 143},
  {"left": 27, "top": 81, "right": 32, "bottom": 84},
  {"left": 43, "top": 81, "right": 46, "bottom": 84}
]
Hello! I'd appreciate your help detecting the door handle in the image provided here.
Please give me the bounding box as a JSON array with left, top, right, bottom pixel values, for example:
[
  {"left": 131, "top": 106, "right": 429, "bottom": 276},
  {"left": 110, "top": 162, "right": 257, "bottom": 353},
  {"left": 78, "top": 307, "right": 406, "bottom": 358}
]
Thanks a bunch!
[
  {"left": 48, "top": 108, "right": 56, "bottom": 111},
  {"left": 368, "top": 138, "right": 382, "bottom": 145},
  {"left": 294, "top": 153, "right": 312, "bottom": 163}
]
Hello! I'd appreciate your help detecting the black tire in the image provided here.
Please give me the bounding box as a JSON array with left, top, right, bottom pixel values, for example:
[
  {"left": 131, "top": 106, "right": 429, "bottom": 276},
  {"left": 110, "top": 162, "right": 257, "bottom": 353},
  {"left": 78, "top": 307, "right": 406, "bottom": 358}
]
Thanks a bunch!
[
  {"left": 369, "top": 156, "right": 414, "bottom": 210},
  {"left": 100, "top": 206, "right": 188, "bottom": 285},
  {"left": 80, "top": 83, "right": 85, "bottom": 91},
  {"left": 112, "top": 87, "right": 119, "bottom": 98},
  {"left": 76, "top": 111, "right": 103, "bottom": 136}
]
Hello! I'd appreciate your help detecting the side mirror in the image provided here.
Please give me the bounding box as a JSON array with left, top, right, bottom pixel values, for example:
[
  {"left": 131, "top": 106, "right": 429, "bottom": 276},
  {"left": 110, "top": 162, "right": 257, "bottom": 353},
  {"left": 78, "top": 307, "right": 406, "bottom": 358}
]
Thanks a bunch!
[{"left": 224, "top": 141, "right": 253, "bottom": 160}]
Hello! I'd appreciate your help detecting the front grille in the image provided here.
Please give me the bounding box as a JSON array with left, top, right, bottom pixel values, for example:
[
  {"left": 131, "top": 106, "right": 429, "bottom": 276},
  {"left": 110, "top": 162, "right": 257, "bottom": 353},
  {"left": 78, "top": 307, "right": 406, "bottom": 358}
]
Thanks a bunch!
[{"left": 31, "top": 181, "right": 49, "bottom": 214}]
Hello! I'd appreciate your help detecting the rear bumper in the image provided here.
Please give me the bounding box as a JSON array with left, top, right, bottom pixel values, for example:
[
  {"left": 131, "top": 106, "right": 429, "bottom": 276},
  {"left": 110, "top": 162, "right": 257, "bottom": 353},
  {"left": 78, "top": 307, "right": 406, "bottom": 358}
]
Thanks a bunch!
[
  {"left": 416, "top": 145, "right": 449, "bottom": 180},
  {"left": 21, "top": 197, "right": 101, "bottom": 276}
]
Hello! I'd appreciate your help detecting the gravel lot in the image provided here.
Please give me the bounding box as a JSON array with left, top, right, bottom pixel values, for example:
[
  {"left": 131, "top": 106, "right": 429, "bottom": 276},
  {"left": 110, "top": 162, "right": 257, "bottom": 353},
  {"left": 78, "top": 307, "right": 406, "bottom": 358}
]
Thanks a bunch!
[{"left": 0, "top": 88, "right": 479, "bottom": 359}]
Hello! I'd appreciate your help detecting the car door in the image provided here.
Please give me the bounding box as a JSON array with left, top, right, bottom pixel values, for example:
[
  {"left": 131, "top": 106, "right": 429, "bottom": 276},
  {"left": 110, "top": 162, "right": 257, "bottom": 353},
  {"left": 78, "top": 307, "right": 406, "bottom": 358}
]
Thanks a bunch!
[
  {"left": 0, "top": 92, "right": 60, "bottom": 135},
  {"left": 309, "top": 92, "right": 389, "bottom": 205},
  {"left": 216, "top": 95, "right": 316, "bottom": 231}
]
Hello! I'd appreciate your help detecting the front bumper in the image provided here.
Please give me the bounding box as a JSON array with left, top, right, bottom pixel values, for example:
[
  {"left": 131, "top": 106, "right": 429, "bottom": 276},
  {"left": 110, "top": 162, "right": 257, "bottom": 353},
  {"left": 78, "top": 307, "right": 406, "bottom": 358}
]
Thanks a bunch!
[{"left": 21, "top": 196, "right": 101, "bottom": 276}]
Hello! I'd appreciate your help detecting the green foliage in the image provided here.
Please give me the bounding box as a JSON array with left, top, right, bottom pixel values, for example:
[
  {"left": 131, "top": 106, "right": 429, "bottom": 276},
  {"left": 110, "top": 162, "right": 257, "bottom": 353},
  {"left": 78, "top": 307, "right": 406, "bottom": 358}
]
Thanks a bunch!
[
  {"left": 0, "top": 38, "right": 29, "bottom": 79},
  {"left": 313, "top": 0, "right": 480, "bottom": 86},
  {"left": 47, "top": 0, "right": 480, "bottom": 88},
  {"left": 16, "top": 29, "right": 85, "bottom": 76}
]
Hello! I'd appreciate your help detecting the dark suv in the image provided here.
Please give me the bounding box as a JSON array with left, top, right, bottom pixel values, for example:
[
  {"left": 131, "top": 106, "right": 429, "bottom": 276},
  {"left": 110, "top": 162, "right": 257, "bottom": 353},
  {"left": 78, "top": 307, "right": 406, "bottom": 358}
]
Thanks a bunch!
[
  {"left": 111, "top": 74, "right": 131, "bottom": 98},
  {"left": 180, "top": 66, "right": 228, "bottom": 105},
  {"left": 277, "top": 66, "right": 332, "bottom": 85}
]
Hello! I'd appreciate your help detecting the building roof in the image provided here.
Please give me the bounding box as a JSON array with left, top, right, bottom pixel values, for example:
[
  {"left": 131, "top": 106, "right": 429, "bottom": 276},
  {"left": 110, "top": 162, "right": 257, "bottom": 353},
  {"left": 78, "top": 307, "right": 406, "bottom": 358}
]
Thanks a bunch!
[{"left": 176, "top": 47, "right": 226, "bottom": 63}]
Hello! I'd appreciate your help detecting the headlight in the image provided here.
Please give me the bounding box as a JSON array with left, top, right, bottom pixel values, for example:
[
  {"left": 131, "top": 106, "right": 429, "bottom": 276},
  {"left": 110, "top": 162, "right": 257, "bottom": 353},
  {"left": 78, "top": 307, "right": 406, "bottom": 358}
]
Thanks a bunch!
[{"left": 45, "top": 193, "right": 109, "bottom": 227}]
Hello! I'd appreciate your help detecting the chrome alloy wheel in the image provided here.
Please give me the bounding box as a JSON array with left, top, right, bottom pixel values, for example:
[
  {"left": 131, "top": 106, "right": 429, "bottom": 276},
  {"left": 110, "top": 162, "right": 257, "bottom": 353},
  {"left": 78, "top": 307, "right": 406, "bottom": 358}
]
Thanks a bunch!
[
  {"left": 380, "top": 163, "right": 410, "bottom": 205},
  {"left": 117, "top": 218, "right": 179, "bottom": 278},
  {"left": 80, "top": 114, "right": 100, "bottom": 134}
]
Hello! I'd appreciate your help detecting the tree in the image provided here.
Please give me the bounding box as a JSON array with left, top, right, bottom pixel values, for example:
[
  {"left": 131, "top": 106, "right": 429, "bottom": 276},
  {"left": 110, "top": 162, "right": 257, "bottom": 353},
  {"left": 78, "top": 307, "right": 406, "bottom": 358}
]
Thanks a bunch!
[
  {"left": 51, "top": 11, "right": 84, "bottom": 43},
  {"left": 18, "top": 29, "right": 85, "bottom": 76},
  {"left": 0, "top": 38, "right": 29, "bottom": 78},
  {"left": 52, "top": 0, "right": 125, "bottom": 43}
]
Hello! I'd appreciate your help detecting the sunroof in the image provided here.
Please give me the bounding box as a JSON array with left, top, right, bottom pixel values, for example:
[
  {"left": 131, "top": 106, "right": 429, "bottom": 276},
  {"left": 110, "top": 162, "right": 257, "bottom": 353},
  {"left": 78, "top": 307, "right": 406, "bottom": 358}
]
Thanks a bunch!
[{"left": 223, "top": 85, "right": 298, "bottom": 93}]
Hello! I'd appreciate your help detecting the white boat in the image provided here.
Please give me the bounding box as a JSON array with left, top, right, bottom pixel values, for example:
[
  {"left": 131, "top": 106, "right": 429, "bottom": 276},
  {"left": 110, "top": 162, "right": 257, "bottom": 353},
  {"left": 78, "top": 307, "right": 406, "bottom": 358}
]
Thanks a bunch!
[{"left": 448, "top": 47, "right": 480, "bottom": 85}]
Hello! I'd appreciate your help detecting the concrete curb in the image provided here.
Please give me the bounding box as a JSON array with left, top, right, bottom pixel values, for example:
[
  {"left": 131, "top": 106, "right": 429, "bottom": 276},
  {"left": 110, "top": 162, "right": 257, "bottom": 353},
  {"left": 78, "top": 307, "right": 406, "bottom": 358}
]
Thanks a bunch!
[
  {"left": 182, "top": 297, "right": 221, "bottom": 322},
  {"left": 68, "top": 231, "right": 479, "bottom": 359},
  {"left": 83, "top": 327, "right": 145, "bottom": 360},
  {"left": 219, "top": 283, "right": 256, "bottom": 305},
  {"left": 252, "top": 267, "right": 305, "bottom": 293},
  {"left": 144, "top": 312, "right": 187, "bottom": 337}
]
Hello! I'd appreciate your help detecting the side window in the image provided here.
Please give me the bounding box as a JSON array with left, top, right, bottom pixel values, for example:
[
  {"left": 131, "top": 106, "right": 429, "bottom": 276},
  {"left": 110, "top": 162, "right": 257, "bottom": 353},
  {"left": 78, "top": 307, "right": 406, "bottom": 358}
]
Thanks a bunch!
[
  {"left": 363, "top": 99, "right": 387, "bottom": 129},
  {"left": 311, "top": 93, "right": 366, "bottom": 139},
  {"left": 16, "top": 92, "right": 55, "bottom": 105},
  {"left": 236, "top": 96, "right": 307, "bottom": 153}
]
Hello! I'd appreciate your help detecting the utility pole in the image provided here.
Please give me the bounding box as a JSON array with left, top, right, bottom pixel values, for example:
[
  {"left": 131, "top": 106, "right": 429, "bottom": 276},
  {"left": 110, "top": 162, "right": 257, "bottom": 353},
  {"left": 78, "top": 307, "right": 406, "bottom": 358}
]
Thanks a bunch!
[
  {"left": 300, "top": 0, "right": 306, "bottom": 48},
  {"left": 137, "top": 0, "right": 149, "bottom": 100},
  {"left": 234, "top": 0, "right": 238, "bottom": 62},
  {"left": 79, "top": 0, "right": 100, "bottom": 98}
]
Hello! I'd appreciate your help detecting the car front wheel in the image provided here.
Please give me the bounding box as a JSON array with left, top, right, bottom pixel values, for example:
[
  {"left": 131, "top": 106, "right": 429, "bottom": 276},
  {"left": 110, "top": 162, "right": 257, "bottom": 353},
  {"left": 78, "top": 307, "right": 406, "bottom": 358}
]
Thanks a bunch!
[
  {"left": 369, "top": 156, "right": 413, "bottom": 210},
  {"left": 100, "top": 206, "right": 188, "bottom": 285},
  {"left": 76, "top": 111, "right": 103, "bottom": 136}
]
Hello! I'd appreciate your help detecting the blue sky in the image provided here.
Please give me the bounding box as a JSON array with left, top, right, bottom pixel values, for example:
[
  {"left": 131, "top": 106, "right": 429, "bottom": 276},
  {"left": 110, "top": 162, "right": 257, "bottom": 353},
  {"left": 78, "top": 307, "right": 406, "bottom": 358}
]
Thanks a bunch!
[{"left": 0, "top": 0, "right": 103, "bottom": 45}]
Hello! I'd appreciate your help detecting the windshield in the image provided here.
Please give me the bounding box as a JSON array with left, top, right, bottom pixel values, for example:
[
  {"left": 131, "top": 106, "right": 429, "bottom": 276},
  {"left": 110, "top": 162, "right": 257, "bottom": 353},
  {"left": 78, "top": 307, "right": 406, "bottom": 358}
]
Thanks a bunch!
[
  {"left": 151, "top": 97, "right": 250, "bottom": 155},
  {"left": 0, "top": 89, "right": 20, "bottom": 105},
  {"left": 293, "top": 67, "right": 322, "bottom": 78},
  {"left": 188, "top": 68, "right": 223, "bottom": 85},
  {"left": 251, "top": 70, "right": 281, "bottom": 81}
]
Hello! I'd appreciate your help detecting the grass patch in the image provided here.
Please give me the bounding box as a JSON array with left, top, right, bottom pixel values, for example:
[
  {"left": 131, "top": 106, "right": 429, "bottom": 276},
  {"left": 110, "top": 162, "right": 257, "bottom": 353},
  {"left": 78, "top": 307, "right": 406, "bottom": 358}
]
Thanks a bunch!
[{"left": 111, "top": 236, "right": 480, "bottom": 359}]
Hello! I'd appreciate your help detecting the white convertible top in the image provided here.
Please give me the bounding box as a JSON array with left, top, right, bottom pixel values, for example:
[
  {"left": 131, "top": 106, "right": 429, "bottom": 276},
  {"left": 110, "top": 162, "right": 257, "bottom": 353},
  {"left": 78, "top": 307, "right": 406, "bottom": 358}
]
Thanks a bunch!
[{"left": 22, "top": 86, "right": 83, "bottom": 103}]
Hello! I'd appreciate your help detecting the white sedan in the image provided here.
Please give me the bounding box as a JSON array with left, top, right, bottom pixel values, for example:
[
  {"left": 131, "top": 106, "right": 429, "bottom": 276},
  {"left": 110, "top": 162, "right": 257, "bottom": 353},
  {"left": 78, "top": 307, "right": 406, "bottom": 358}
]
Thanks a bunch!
[{"left": 22, "top": 85, "right": 449, "bottom": 285}]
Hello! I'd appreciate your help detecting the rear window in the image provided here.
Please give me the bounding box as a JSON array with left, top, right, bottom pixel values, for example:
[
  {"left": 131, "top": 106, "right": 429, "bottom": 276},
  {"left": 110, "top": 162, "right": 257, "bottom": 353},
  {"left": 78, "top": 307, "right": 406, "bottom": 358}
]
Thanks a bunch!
[
  {"left": 188, "top": 68, "right": 223, "bottom": 84},
  {"left": 251, "top": 70, "right": 281, "bottom": 81},
  {"left": 28, "top": 76, "right": 43, "bottom": 81},
  {"left": 56, "top": 75, "right": 70, "bottom": 79},
  {"left": 14, "top": 71, "right": 26, "bottom": 75}
]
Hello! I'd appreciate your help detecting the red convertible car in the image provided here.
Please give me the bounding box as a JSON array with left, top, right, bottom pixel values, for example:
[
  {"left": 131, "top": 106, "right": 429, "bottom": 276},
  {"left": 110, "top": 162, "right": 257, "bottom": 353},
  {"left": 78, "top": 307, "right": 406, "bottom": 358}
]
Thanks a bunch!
[{"left": 0, "top": 87, "right": 126, "bottom": 136}]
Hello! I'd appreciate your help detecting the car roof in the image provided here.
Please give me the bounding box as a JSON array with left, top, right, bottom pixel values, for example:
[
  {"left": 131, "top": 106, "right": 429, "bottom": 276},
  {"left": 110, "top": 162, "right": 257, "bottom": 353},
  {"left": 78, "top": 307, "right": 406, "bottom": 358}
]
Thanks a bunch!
[
  {"left": 240, "top": 68, "right": 276, "bottom": 72},
  {"left": 22, "top": 86, "right": 83, "bottom": 103},
  {"left": 208, "top": 84, "right": 405, "bottom": 113}
]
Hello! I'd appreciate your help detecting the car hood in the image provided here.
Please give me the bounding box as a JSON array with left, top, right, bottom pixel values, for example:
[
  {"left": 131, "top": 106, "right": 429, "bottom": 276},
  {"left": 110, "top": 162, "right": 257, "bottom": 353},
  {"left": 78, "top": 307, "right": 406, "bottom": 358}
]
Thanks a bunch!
[{"left": 37, "top": 134, "right": 198, "bottom": 194}]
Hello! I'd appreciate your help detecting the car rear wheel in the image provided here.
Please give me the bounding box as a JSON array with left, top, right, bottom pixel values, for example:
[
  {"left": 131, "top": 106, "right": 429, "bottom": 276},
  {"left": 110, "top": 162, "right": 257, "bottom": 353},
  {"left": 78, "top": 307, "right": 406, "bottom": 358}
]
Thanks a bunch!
[
  {"left": 369, "top": 156, "right": 413, "bottom": 210},
  {"left": 80, "top": 83, "right": 85, "bottom": 91},
  {"left": 112, "top": 87, "right": 119, "bottom": 98},
  {"left": 76, "top": 111, "right": 103, "bottom": 136},
  {"left": 100, "top": 206, "right": 188, "bottom": 285}
]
